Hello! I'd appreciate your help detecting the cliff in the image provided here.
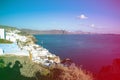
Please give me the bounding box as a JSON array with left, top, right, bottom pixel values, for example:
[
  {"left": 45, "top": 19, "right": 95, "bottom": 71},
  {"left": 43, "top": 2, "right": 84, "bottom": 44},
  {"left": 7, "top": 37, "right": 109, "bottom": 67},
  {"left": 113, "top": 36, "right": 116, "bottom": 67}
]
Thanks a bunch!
[{"left": 0, "top": 25, "right": 93, "bottom": 80}]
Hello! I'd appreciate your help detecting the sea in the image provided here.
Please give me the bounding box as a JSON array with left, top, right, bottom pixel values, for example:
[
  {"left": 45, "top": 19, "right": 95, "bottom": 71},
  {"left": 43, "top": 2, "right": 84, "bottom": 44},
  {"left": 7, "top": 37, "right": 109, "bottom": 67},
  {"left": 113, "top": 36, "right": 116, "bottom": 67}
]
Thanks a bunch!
[{"left": 35, "top": 34, "right": 120, "bottom": 74}]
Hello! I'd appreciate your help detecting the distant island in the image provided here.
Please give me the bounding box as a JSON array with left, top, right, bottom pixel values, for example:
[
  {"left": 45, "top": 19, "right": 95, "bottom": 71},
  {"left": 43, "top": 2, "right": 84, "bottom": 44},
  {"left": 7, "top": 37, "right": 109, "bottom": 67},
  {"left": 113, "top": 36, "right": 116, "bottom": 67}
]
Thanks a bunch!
[{"left": 21, "top": 29, "right": 93, "bottom": 35}]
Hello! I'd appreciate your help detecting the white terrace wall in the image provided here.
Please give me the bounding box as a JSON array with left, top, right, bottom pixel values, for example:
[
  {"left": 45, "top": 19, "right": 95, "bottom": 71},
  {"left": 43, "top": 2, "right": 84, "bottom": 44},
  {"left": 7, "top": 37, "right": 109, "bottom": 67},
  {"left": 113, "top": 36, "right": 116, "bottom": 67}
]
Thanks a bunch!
[{"left": 0, "top": 29, "right": 5, "bottom": 39}]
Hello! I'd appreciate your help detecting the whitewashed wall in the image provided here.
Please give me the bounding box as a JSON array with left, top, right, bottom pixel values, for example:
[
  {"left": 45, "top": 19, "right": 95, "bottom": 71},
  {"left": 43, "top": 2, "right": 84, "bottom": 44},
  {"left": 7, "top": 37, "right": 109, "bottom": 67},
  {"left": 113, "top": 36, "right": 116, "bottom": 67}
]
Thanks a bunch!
[
  {"left": 0, "top": 29, "right": 5, "bottom": 39},
  {"left": 0, "top": 48, "right": 3, "bottom": 54}
]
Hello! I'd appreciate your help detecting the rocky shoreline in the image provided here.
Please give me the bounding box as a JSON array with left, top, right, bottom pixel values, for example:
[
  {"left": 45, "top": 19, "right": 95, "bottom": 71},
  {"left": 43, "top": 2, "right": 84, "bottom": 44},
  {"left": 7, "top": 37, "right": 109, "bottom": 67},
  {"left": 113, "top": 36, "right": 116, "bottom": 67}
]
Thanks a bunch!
[{"left": 20, "top": 35, "right": 61, "bottom": 66}]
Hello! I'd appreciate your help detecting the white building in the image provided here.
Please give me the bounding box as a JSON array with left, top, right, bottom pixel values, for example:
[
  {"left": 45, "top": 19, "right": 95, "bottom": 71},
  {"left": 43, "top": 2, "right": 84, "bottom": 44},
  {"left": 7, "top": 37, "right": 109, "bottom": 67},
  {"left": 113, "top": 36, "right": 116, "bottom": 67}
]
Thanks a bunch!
[
  {"left": 0, "top": 28, "right": 5, "bottom": 39},
  {"left": 0, "top": 48, "right": 3, "bottom": 54}
]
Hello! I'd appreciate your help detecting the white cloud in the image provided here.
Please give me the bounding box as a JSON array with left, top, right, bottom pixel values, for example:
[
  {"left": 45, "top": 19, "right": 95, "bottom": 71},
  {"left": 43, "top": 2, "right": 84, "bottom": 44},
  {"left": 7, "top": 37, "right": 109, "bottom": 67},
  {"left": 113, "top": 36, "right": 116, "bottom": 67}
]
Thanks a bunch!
[
  {"left": 89, "top": 24, "right": 102, "bottom": 29},
  {"left": 79, "top": 23, "right": 98, "bottom": 29},
  {"left": 90, "top": 24, "right": 95, "bottom": 28},
  {"left": 77, "top": 14, "right": 88, "bottom": 19}
]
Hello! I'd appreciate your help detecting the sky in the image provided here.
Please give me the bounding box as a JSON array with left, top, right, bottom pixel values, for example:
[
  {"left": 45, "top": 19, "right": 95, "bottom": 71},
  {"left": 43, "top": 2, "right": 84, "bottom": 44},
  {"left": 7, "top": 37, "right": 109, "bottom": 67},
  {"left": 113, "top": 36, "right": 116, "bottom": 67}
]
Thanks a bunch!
[{"left": 0, "top": 0, "right": 120, "bottom": 34}]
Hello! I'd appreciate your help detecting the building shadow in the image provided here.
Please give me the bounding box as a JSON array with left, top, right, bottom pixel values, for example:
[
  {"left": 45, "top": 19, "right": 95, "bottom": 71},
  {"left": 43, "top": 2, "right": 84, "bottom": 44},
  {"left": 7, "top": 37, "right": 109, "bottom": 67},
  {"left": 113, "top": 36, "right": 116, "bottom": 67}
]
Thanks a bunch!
[
  {"left": 0, "top": 59, "right": 35, "bottom": 80},
  {"left": 96, "top": 58, "right": 120, "bottom": 80},
  {"left": 1, "top": 59, "right": 73, "bottom": 80}
]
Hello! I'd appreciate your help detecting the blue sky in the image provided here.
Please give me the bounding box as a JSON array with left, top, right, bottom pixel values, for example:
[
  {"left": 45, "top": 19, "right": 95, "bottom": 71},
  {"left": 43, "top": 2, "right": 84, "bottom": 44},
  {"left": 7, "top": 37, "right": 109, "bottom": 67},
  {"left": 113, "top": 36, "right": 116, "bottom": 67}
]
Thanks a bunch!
[{"left": 0, "top": 0, "right": 120, "bottom": 33}]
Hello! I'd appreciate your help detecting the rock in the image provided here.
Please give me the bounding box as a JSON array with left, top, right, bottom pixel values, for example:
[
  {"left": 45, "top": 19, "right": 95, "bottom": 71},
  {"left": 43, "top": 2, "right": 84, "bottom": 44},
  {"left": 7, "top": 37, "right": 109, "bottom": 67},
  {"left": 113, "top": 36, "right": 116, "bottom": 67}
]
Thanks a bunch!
[
  {"left": 53, "top": 56, "right": 61, "bottom": 63},
  {"left": 61, "top": 58, "right": 73, "bottom": 66}
]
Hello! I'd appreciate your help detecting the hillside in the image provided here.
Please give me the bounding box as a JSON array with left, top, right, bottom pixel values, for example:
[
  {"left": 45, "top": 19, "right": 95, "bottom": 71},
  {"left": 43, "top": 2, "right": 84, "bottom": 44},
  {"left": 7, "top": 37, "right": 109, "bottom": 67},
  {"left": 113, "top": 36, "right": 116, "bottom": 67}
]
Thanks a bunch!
[
  {"left": 21, "top": 29, "right": 93, "bottom": 35},
  {"left": 21, "top": 29, "right": 69, "bottom": 34},
  {"left": 0, "top": 25, "right": 17, "bottom": 32},
  {"left": 0, "top": 25, "right": 93, "bottom": 35}
]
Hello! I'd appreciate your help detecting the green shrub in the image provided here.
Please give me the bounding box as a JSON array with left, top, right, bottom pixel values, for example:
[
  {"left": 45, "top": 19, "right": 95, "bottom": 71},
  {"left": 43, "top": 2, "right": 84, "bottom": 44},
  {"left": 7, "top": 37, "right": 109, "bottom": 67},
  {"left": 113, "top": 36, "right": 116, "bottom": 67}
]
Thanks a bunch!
[
  {"left": 0, "top": 39, "right": 12, "bottom": 44},
  {"left": 0, "top": 55, "right": 93, "bottom": 80},
  {"left": 48, "top": 63, "right": 93, "bottom": 80}
]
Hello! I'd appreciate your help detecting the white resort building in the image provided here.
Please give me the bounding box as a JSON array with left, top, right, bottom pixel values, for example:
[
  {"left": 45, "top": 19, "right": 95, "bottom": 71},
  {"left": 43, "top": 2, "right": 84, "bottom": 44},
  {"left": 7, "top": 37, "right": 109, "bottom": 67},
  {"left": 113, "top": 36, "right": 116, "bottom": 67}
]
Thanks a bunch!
[{"left": 0, "top": 28, "right": 5, "bottom": 39}]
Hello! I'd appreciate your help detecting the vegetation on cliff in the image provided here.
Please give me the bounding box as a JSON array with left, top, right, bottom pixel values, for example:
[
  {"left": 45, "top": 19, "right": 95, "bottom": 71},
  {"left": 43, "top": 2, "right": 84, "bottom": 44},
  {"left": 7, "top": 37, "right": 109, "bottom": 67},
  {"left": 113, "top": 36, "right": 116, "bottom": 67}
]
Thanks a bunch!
[
  {"left": 0, "top": 39, "right": 12, "bottom": 44},
  {"left": 0, "top": 55, "right": 93, "bottom": 80}
]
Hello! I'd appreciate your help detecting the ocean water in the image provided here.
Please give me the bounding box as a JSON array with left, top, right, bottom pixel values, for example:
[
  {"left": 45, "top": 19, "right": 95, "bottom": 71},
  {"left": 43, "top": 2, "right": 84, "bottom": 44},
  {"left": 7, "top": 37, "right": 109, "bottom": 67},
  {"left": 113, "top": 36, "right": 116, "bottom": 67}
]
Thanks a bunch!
[{"left": 35, "top": 34, "right": 120, "bottom": 73}]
